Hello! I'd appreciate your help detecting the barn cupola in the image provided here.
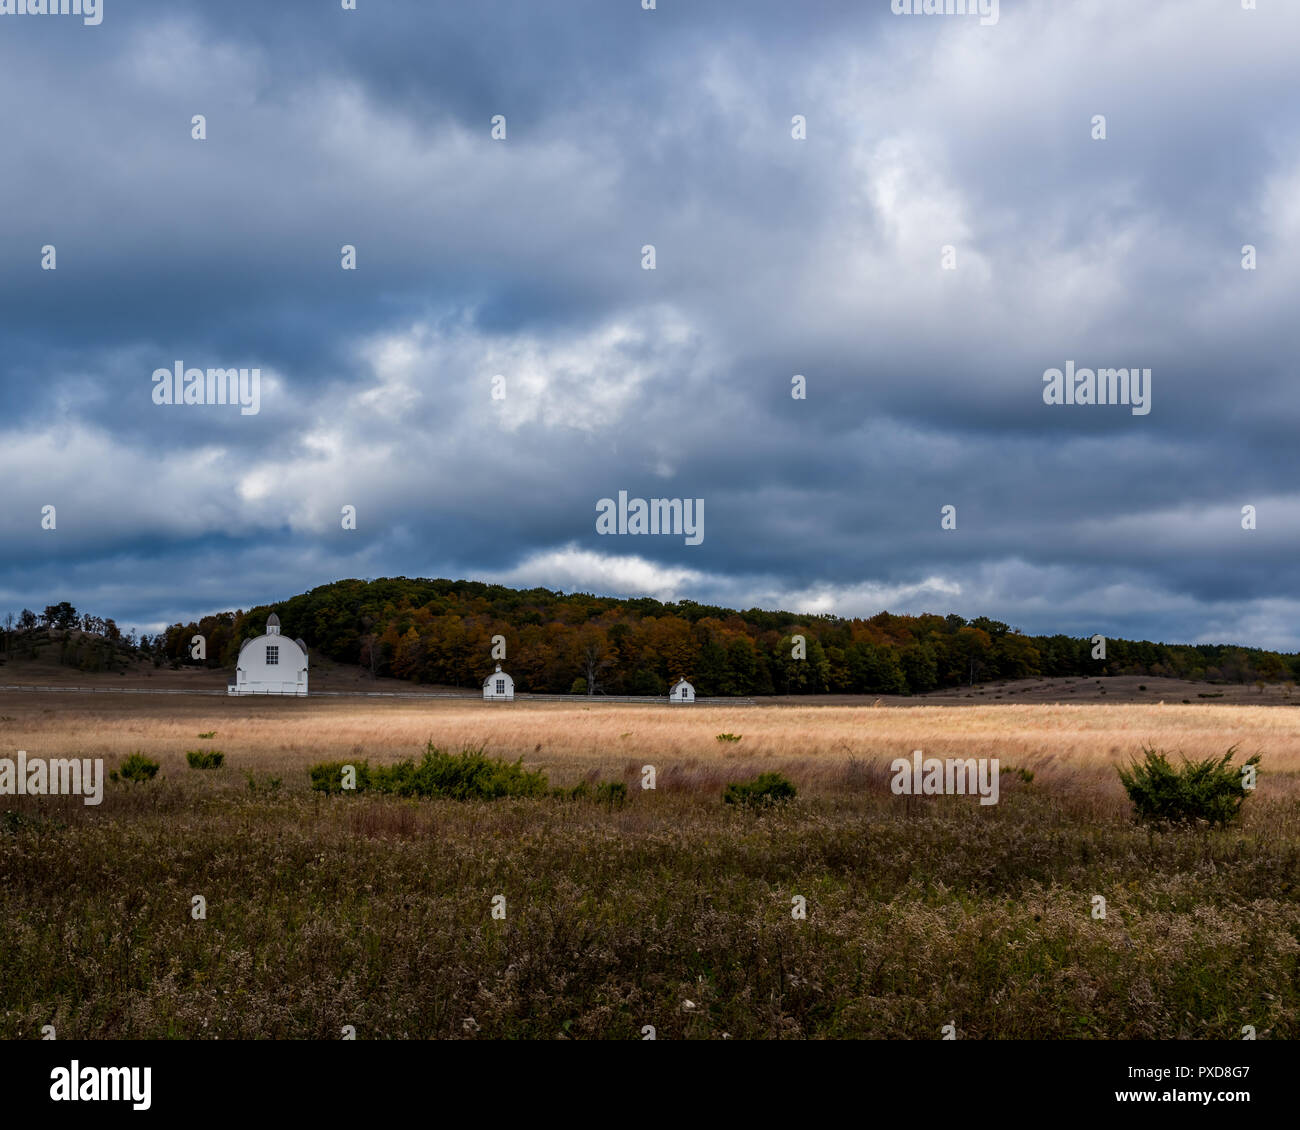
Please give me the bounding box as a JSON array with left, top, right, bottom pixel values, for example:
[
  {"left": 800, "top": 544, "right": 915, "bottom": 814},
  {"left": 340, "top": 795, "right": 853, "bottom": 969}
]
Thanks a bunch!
[{"left": 266, "top": 613, "right": 281, "bottom": 636}]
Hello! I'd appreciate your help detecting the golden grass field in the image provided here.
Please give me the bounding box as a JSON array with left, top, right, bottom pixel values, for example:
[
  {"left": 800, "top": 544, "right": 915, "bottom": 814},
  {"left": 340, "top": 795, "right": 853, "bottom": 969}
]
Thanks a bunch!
[
  {"left": 3, "top": 688, "right": 1298, "bottom": 1039},
  {"left": 4, "top": 690, "right": 1300, "bottom": 796}
]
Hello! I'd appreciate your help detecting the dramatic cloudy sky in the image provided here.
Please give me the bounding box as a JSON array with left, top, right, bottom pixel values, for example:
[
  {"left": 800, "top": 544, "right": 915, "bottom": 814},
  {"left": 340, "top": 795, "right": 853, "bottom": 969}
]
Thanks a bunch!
[{"left": 2, "top": 0, "right": 1298, "bottom": 647}]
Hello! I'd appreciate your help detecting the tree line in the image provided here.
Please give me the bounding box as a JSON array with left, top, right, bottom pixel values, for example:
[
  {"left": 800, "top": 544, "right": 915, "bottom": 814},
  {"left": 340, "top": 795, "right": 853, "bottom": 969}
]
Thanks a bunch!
[
  {"left": 3, "top": 603, "right": 139, "bottom": 673},
  {"left": 137, "top": 577, "right": 1300, "bottom": 696},
  {"left": 9, "top": 580, "right": 1298, "bottom": 695}
]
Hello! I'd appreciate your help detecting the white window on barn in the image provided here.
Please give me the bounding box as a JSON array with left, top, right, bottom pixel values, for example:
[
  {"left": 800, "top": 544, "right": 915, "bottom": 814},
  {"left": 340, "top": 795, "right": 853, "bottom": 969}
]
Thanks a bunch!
[
  {"left": 266, "top": 645, "right": 279, "bottom": 665},
  {"left": 681, "top": 685, "right": 688, "bottom": 697},
  {"left": 496, "top": 679, "right": 505, "bottom": 693}
]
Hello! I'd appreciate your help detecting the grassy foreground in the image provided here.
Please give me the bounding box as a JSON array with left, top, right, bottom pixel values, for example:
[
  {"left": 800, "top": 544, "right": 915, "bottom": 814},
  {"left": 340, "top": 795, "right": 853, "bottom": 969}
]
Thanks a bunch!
[{"left": 2, "top": 761, "right": 1297, "bottom": 1039}]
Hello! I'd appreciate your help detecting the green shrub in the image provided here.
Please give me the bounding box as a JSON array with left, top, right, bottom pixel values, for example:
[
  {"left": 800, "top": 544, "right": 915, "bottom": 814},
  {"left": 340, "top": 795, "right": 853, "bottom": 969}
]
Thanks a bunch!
[
  {"left": 310, "top": 744, "right": 547, "bottom": 801},
  {"left": 724, "top": 771, "right": 796, "bottom": 808},
  {"left": 198, "top": 731, "right": 216, "bottom": 739},
  {"left": 1117, "top": 744, "right": 1261, "bottom": 828},
  {"left": 595, "top": 781, "right": 627, "bottom": 808},
  {"left": 110, "top": 753, "right": 160, "bottom": 784},
  {"left": 186, "top": 749, "right": 224, "bottom": 770},
  {"left": 307, "top": 760, "right": 371, "bottom": 794},
  {"left": 1000, "top": 765, "right": 1034, "bottom": 783},
  {"left": 372, "top": 745, "right": 547, "bottom": 799},
  {"left": 715, "top": 733, "right": 742, "bottom": 743}
]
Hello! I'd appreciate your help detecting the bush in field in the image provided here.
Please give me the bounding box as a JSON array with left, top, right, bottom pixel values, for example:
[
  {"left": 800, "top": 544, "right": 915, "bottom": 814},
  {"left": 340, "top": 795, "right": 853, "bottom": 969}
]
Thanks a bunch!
[
  {"left": 723, "top": 771, "right": 796, "bottom": 808},
  {"left": 186, "top": 749, "right": 224, "bottom": 770},
  {"left": 110, "top": 753, "right": 159, "bottom": 784},
  {"left": 1117, "top": 744, "right": 1261, "bottom": 827},
  {"left": 310, "top": 744, "right": 547, "bottom": 801},
  {"left": 715, "top": 733, "right": 742, "bottom": 743},
  {"left": 371, "top": 745, "right": 548, "bottom": 799},
  {"left": 595, "top": 781, "right": 627, "bottom": 808},
  {"left": 308, "top": 760, "right": 371, "bottom": 794}
]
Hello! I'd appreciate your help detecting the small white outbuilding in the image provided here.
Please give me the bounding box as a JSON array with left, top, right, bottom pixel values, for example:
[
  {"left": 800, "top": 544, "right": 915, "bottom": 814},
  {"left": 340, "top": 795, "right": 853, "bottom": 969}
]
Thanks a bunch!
[
  {"left": 483, "top": 664, "right": 515, "bottom": 701},
  {"left": 228, "top": 614, "right": 308, "bottom": 696},
  {"left": 669, "top": 678, "right": 695, "bottom": 704}
]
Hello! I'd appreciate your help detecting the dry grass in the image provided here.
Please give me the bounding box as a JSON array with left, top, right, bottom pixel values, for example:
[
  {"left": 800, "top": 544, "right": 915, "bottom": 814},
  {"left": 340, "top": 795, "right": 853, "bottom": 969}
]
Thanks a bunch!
[
  {"left": 1, "top": 694, "right": 1298, "bottom": 1039},
  {"left": 2, "top": 693, "right": 1298, "bottom": 795}
]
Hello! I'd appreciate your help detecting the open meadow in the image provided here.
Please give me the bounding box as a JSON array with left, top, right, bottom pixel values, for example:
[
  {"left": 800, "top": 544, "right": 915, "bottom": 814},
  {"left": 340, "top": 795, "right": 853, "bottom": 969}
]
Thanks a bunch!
[{"left": 2, "top": 690, "right": 1298, "bottom": 1039}]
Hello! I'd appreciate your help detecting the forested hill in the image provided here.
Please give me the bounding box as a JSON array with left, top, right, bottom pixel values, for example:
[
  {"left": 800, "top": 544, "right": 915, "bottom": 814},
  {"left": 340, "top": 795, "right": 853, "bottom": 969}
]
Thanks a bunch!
[{"left": 133, "top": 577, "right": 1300, "bottom": 696}]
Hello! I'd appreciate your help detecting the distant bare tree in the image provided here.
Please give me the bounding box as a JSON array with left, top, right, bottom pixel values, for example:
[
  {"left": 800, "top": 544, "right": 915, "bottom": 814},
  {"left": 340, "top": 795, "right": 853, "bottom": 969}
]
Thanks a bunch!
[
  {"left": 358, "top": 615, "right": 379, "bottom": 679},
  {"left": 577, "top": 627, "right": 613, "bottom": 696},
  {"left": 361, "top": 633, "right": 379, "bottom": 679}
]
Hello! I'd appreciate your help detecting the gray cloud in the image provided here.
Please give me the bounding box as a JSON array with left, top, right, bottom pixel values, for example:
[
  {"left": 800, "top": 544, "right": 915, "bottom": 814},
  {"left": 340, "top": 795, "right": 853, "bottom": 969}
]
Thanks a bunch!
[{"left": 1, "top": 0, "right": 1298, "bottom": 647}]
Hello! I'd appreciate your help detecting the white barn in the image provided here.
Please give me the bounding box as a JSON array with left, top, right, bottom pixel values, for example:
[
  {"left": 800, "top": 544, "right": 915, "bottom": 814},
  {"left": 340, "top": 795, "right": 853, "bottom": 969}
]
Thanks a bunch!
[
  {"left": 483, "top": 664, "right": 515, "bottom": 701},
  {"left": 669, "top": 678, "right": 695, "bottom": 704},
  {"left": 228, "top": 614, "right": 308, "bottom": 696}
]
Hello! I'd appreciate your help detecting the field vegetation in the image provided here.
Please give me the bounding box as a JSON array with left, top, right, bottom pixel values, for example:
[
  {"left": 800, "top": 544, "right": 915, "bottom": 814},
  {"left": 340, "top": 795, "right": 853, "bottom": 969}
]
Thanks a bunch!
[{"left": 0, "top": 695, "right": 1297, "bottom": 1039}]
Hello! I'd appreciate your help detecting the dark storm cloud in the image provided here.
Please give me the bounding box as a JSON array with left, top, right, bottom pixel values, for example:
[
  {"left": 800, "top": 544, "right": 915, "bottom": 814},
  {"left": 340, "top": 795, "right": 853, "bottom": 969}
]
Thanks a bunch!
[{"left": 1, "top": 0, "right": 1298, "bottom": 648}]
